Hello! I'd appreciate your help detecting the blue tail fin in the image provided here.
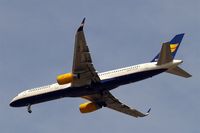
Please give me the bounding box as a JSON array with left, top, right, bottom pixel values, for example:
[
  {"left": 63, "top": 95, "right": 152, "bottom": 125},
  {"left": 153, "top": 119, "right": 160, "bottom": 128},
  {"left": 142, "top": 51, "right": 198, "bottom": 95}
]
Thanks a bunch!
[{"left": 151, "top": 33, "right": 184, "bottom": 62}]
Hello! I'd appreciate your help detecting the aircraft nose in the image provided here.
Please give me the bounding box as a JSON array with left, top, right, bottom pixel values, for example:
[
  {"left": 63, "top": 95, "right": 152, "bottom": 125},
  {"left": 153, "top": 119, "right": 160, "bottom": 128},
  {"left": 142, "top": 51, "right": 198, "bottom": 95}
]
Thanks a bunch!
[
  {"left": 9, "top": 97, "right": 17, "bottom": 107},
  {"left": 9, "top": 101, "right": 14, "bottom": 107}
]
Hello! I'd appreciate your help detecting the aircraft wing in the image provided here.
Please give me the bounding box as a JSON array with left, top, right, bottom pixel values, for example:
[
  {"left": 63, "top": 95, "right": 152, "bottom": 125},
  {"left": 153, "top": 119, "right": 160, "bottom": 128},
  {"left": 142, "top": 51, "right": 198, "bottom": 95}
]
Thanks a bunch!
[
  {"left": 72, "top": 18, "right": 100, "bottom": 87},
  {"left": 83, "top": 91, "right": 151, "bottom": 118}
]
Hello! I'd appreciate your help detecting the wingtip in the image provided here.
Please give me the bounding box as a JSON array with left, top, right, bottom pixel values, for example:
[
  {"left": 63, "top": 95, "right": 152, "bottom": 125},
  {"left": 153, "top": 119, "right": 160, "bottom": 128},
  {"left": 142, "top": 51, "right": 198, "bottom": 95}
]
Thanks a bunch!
[
  {"left": 145, "top": 108, "right": 151, "bottom": 116},
  {"left": 77, "top": 18, "right": 86, "bottom": 32},
  {"left": 147, "top": 108, "right": 151, "bottom": 113},
  {"left": 81, "top": 17, "right": 86, "bottom": 25}
]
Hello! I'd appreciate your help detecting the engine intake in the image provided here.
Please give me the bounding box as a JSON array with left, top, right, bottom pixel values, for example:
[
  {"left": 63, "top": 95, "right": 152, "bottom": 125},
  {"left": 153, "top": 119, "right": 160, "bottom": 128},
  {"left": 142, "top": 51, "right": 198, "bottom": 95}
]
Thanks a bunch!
[
  {"left": 79, "top": 102, "right": 102, "bottom": 113},
  {"left": 57, "top": 73, "right": 73, "bottom": 85}
]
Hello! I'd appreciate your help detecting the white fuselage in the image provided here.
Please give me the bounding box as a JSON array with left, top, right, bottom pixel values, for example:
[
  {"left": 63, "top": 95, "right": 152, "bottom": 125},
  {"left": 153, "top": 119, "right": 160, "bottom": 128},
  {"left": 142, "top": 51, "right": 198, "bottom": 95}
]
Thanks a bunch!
[{"left": 10, "top": 60, "right": 182, "bottom": 107}]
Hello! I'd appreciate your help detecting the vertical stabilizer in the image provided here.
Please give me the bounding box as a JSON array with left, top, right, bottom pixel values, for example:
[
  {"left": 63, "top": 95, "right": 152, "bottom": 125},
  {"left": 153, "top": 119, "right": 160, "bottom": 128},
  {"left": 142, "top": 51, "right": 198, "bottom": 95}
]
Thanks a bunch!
[{"left": 151, "top": 33, "right": 184, "bottom": 62}]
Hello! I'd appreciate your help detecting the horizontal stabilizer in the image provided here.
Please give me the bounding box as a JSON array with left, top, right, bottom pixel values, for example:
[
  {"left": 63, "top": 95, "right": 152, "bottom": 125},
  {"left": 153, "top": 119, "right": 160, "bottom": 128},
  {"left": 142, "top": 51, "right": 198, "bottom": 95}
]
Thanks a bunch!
[
  {"left": 166, "top": 66, "right": 192, "bottom": 78},
  {"left": 157, "top": 42, "right": 173, "bottom": 65}
]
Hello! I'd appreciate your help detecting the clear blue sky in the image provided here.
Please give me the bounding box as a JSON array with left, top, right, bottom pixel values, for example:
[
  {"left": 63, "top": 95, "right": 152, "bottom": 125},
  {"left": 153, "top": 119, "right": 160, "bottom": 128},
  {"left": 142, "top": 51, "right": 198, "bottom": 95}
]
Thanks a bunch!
[{"left": 0, "top": 0, "right": 199, "bottom": 132}]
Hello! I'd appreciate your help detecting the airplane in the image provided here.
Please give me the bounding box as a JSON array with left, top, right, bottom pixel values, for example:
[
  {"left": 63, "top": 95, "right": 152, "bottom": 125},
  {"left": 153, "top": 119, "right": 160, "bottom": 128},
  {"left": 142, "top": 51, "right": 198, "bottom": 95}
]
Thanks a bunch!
[{"left": 10, "top": 18, "right": 191, "bottom": 118}]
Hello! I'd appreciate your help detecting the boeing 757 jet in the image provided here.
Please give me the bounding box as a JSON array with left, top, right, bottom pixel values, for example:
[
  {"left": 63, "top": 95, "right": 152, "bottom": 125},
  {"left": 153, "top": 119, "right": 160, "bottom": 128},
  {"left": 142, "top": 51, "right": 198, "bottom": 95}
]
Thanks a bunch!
[{"left": 10, "top": 18, "right": 191, "bottom": 118}]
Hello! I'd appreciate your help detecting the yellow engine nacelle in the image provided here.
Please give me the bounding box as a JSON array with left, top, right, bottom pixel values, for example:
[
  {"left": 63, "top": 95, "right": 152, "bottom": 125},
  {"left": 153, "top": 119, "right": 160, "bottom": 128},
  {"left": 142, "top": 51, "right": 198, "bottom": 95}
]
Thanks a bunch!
[
  {"left": 57, "top": 73, "right": 73, "bottom": 85},
  {"left": 79, "top": 102, "right": 102, "bottom": 113}
]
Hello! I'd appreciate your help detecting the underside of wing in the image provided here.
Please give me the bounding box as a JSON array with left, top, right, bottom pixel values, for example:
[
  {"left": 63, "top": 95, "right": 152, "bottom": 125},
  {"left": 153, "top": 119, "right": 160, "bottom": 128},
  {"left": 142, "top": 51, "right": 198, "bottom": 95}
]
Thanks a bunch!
[
  {"left": 72, "top": 18, "right": 100, "bottom": 87},
  {"left": 82, "top": 91, "right": 150, "bottom": 118},
  {"left": 157, "top": 42, "right": 173, "bottom": 65}
]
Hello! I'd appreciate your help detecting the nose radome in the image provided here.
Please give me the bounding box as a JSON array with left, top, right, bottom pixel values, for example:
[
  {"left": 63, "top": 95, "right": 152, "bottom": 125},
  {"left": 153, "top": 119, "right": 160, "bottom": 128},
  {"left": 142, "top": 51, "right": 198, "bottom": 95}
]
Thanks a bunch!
[
  {"left": 10, "top": 100, "right": 15, "bottom": 107},
  {"left": 9, "top": 97, "right": 17, "bottom": 107}
]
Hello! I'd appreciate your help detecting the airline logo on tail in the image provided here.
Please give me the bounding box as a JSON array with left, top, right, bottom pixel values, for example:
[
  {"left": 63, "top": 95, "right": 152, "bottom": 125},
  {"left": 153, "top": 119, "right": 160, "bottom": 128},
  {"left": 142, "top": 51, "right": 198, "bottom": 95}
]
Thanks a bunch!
[
  {"left": 170, "top": 44, "right": 178, "bottom": 52},
  {"left": 151, "top": 33, "right": 184, "bottom": 62}
]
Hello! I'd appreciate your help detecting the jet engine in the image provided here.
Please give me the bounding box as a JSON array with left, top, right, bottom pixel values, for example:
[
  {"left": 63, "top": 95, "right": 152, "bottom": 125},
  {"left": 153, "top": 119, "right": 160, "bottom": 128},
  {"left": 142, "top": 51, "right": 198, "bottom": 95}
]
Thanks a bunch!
[
  {"left": 79, "top": 102, "right": 102, "bottom": 113},
  {"left": 57, "top": 73, "right": 74, "bottom": 85}
]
